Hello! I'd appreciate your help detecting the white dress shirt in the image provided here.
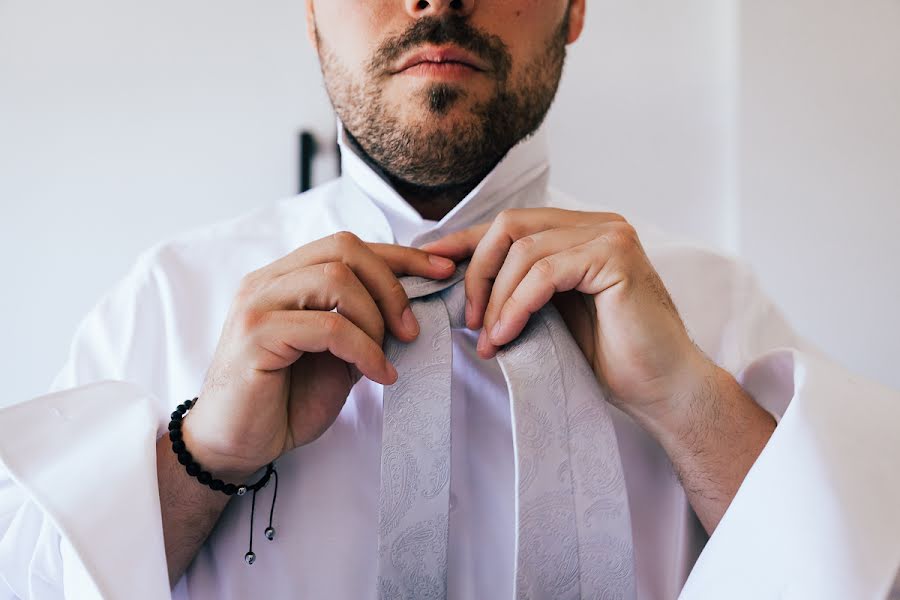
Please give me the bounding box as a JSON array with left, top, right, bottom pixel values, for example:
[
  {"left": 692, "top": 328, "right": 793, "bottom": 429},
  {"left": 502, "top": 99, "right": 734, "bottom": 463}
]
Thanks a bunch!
[{"left": 1, "top": 123, "right": 899, "bottom": 600}]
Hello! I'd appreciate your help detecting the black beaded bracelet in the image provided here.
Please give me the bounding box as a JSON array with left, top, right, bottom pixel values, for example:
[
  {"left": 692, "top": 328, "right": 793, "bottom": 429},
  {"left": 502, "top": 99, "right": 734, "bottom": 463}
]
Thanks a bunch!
[{"left": 168, "top": 397, "right": 279, "bottom": 565}]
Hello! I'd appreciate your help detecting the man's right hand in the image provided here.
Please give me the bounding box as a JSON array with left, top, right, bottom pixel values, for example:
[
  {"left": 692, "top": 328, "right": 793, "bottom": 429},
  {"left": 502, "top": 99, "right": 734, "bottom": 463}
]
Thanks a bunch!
[{"left": 181, "top": 231, "right": 457, "bottom": 480}]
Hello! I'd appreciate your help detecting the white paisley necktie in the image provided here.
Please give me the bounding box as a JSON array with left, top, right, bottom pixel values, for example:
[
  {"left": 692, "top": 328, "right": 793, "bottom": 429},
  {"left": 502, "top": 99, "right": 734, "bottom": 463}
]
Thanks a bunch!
[{"left": 377, "top": 260, "right": 636, "bottom": 600}]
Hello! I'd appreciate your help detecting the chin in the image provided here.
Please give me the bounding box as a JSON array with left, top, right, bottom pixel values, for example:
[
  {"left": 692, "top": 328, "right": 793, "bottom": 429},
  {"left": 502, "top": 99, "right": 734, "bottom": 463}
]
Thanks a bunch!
[
  {"left": 390, "top": 78, "right": 490, "bottom": 114},
  {"left": 398, "top": 94, "right": 480, "bottom": 126},
  {"left": 399, "top": 115, "right": 476, "bottom": 148}
]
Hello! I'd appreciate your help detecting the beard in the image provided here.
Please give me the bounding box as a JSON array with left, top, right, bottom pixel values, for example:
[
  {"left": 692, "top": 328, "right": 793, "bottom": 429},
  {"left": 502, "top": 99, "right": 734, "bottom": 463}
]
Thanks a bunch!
[{"left": 317, "top": 14, "right": 569, "bottom": 189}]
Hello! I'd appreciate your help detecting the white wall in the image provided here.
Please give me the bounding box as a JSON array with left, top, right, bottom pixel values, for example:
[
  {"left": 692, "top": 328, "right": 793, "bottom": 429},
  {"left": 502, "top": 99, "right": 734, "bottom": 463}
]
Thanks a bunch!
[
  {"left": 548, "top": 0, "right": 738, "bottom": 253},
  {"left": 2, "top": 0, "right": 898, "bottom": 405},
  {"left": 739, "top": 1, "right": 900, "bottom": 389},
  {"left": 0, "top": 0, "right": 337, "bottom": 405}
]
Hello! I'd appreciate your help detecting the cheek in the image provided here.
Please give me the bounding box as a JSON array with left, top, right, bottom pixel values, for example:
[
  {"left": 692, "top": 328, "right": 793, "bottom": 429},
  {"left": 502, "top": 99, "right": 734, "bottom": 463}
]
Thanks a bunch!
[
  {"left": 480, "top": 0, "right": 564, "bottom": 32},
  {"left": 477, "top": 0, "right": 568, "bottom": 73},
  {"left": 313, "top": 0, "right": 397, "bottom": 69}
]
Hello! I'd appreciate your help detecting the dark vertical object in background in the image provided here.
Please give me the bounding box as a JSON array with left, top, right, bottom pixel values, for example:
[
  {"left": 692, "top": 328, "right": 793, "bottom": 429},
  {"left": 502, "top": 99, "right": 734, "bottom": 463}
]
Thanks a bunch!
[
  {"left": 297, "top": 129, "right": 343, "bottom": 194},
  {"left": 336, "top": 138, "right": 342, "bottom": 177},
  {"left": 298, "top": 131, "right": 317, "bottom": 194}
]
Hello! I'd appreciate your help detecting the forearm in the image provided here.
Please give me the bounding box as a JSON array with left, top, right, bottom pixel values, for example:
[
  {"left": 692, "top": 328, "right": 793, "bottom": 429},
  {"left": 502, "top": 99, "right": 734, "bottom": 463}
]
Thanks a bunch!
[
  {"left": 155, "top": 433, "right": 238, "bottom": 586},
  {"left": 639, "top": 362, "right": 776, "bottom": 534}
]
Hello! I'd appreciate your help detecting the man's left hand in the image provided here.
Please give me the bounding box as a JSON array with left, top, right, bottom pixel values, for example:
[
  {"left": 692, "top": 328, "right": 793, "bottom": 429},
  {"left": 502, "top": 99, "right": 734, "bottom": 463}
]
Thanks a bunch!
[
  {"left": 420, "top": 207, "right": 713, "bottom": 432},
  {"left": 422, "top": 207, "right": 778, "bottom": 534}
]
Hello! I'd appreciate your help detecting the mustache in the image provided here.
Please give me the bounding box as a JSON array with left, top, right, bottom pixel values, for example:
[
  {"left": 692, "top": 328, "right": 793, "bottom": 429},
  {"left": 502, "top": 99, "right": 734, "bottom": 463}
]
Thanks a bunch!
[{"left": 368, "top": 16, "right": 512, "bottom": 79}]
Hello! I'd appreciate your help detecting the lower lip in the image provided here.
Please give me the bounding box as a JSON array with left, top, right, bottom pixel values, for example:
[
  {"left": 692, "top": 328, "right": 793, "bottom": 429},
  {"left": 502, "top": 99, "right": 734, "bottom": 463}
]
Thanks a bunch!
[{"left": 399, "top": 61, "right": 481, "bottom": 80}]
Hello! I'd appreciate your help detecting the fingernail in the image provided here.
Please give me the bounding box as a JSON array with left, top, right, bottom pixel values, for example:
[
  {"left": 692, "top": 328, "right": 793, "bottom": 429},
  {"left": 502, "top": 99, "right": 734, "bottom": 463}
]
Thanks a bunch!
[
  {"left": 402, "top": 306, "right": 419, "bottom": 336},
  {"left": 386, "top": 361, "right": 398, "bottom": 381},
  {"left": 429, "top": 255, "right": 455, "bottom": 269},
  {"left": 490, "top": 320, "right": 504, "bottom": 342},
  {"left": 477, "top": 330, "right": 488, "bottom": 354}
]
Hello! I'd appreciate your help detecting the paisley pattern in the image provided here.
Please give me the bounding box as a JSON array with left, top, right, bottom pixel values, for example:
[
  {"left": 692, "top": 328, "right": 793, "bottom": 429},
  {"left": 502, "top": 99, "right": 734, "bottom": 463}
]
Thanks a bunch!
[
  {"left": 378, "top": 293, "right": 453, "bottom": 599},
  {"left": 377, "top": 261, "right": 636, "bottom": 600},
  {"left": 540, "top": 305, "right": 636, "bottom": 599}
]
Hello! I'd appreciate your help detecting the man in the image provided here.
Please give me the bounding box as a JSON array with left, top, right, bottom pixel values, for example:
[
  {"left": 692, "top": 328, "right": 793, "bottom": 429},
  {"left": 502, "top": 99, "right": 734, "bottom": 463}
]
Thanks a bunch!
[{"left": 1, "top": 1, "right": 899, "bottom": 598}]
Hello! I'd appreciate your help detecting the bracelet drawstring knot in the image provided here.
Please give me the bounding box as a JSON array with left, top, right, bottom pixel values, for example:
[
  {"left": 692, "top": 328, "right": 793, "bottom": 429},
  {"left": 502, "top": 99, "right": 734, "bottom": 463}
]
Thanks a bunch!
[{"left": 168, "top": 397, "right": 279, "bottom": 565}]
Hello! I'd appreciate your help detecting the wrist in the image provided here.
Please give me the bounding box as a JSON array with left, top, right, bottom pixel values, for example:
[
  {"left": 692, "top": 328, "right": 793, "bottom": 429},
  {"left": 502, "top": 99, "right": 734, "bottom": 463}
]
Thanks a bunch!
[
  {"left": 179, "top": 418, "right": 264, "bottom": 482},
  {"left": 633, "top": 357, "right": 776, "bottom": 457},
  {"left": 182, "top": 427, "right": 262, "bottom": 484},
  {"left": 624, "top": 358, "right": 777, "bottom": 534},
  {"left": 625, "top": 354, "right": 724, "bottom": 447},
  {"left": 166, "top": 397, "right": 282, "bottom": 566}
]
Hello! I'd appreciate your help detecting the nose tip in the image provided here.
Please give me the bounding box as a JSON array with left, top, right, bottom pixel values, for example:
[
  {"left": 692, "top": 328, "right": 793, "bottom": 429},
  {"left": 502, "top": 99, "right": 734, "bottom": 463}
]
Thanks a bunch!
[{"left": 406, "top": 0, "right": 473, "bottom": 19}]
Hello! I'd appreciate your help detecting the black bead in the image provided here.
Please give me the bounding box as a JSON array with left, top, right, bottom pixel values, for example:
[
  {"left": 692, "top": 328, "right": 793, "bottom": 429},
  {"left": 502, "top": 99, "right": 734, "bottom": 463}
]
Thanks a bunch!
[
  {"left": 167, "top": 420, "right": 180, "bottom": 431},
  {"left": 176, "top": 404, "right": 187, "bottom": 415},
  {"left": 244, "top": 551, "right": 256, "bottom": 565},
  {"left": 210, "top": 479, "right": 224, "bottom": 491},
  {"left": 186, "top": 462, "right": 201, "bottom": 477},
  {"left": 197, "top": 471, "right": 212, "bottom": 484},
  {"left": 223, "top": 483, "right": 237, "bottom": 495},
  {"left": 264, "top": 527, "right": 275, "bottom": 541},
  {"left": 170, "top": 411, "right": 182, "bottom": 421},
  {"left": 168, "top": 429, "right": 182, "bottom": 442},
  {"left": 177, "top": 451, "right": 193, "bottom": 466},
  {"left": 171, "top": 440, "right": 186, "bottom": 454}
]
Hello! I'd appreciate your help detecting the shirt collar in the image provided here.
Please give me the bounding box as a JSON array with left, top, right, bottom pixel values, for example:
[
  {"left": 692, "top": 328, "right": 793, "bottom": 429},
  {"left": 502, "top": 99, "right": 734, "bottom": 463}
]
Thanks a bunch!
[{"left": 337, "top": 119, "right": 551, "bottom": 248}]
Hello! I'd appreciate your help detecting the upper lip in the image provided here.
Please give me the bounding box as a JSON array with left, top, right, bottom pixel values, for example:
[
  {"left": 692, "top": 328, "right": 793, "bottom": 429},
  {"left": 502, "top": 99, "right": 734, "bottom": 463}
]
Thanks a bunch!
[{"left": 392, "top": 45, "right": 488, "bottom": 74}]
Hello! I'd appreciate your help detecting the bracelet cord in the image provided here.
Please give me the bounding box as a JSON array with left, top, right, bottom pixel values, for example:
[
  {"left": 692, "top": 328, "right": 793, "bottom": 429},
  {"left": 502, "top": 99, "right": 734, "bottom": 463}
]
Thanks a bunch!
[{"left": 168, "top": 397, "right": 279, "bottom": 565}]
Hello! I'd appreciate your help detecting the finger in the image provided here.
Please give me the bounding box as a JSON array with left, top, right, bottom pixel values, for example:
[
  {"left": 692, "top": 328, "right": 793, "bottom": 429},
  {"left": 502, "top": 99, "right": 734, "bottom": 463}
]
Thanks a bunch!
[
  {"left": 420, "top": 209, "right": 625, "bottom": 259},
  {"left": 482, "top": 226, "right": 599, "bottom": 344},
  {"left": 259, "top": 231, "right": 456, "bottom": 281},
  {"left": 254, "top": 262, "right": 386, "bottom": 344},
  {"left": 465, "top": 208, "right": 604, "bottom": 330},
  {"left": 345, "top": 241, "right": 450, "bottom": 343},
  {"left": 367, "top": 241, "right": 458, "bottom": 277},
  {"left": 250, "top": 309, "right": 398, "bottom": 385},
  {"left": 255, "top": 232, "right": 455, "bottom": 341},
  {"left": 490, "top": 237, "right": 616, "bottom": 348},
  {"left": 418, "top": 223, "right": 492, "bottom": 260}
]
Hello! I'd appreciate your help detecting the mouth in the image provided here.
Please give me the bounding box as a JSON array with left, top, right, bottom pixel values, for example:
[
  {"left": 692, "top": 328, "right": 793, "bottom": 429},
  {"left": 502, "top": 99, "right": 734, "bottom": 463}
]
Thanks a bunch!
[{"left": 392, "top": 45, "right": 488, "bottom": 79}]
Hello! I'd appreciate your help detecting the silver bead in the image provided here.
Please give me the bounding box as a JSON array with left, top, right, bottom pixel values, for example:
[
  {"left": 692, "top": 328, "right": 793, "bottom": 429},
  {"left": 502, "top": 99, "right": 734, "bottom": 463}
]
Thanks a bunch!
[
  {"left": 264, "top": 527, "right": 275, "bottom": 540},
  {"left": 244, "top": 551, "right": 256, "bottom": 565},
  {"left": 237, "top": 485, "right": 247, "bottom": 496}
]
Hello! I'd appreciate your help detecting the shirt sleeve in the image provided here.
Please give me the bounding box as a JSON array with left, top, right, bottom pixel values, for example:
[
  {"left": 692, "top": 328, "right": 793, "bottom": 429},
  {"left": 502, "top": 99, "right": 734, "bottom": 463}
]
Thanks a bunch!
[
  {"left": 680, "top": 260, "right": 900, "bottom": 599},
  {"left": 0, "top": 251, "right": 172, "bottom": 600},
  {"left": 0, "top": 487, "right": 64, "bottom": 599},
  {"left": 715, "top": 258, "right": 817, "bottom": 423},
  {"left": 46, "top": 247, "right": 168, "bottom": 395}
]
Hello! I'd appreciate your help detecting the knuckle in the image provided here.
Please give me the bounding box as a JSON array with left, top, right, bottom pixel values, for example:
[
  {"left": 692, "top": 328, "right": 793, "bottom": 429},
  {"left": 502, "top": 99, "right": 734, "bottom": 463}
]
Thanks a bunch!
[
  {"left": 235, "top": 307, "right": 266, "bottom": 336},
  {"left": 386, "top": 277, "right": 408, "bottom": 306},
  {"left": 319, "top": 311, "right": 344, "bottom": 336},
  {"left": 605, "top": 223, "right": 639, "bottom": 248},
  {"left": 322, "top": 260, "right": 354, "bottom": 285},
  {"left": 464, "top": 268, "right": 480, "bottom": 292},
  {"left": 619, "top": 222, "right": 639, "bottom": 238},
  {"left": 533, "top": 256, "right": 556, "bottom": 278},
  {"left": 601, "top": 211, "right": 629, "bottom": 224},
  {"left": 509, "top": 235, "right": 536, "bottom": 259},
  {"left": 495, "top": 208, "right": 520, "bottom": 230},
  {"left": 331, "top": 230, "right": 361, "bottom": 252},
  {"left": 371, "top": 315, "right": 386, "bottom": 343},
  {"left": 236, "top": 270, "right": 263, "bottom": 299}
]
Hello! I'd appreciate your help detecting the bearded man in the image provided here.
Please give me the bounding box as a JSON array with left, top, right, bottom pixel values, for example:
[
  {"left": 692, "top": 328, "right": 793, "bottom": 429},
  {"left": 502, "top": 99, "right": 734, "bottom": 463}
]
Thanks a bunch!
[{"left": 2, "top": 1, "right": 899, "bottom": 599}]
